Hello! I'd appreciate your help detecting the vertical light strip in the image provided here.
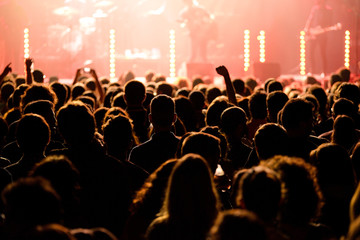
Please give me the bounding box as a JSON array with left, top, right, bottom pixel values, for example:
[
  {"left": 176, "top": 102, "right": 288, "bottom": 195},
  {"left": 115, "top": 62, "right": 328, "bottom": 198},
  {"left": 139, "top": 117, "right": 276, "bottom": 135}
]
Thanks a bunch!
[
  {"left": 109, "top": 29, "right": 116, "bottom": 80},
  {"left": 300, "top": 31, "right": 306, "bottom": 75},
  {"left": 258, "top": 30, "right": 266, "bottom": 63},
  {"left": 169, "top": 29, "right": 176, "bottom": 78},
  {"left": 244, "top": 30, "right": 250, "bottom": 72},
  {"left": 24, "top": 28, "right": 30, "bottom": 59},
  {"left": 345, "top": 30, "right": 350, "bottom": 69}
]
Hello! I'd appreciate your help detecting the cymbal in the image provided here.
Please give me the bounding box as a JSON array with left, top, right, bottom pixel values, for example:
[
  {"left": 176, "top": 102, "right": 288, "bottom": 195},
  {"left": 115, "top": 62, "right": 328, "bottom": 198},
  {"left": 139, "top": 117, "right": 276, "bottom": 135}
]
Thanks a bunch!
[
  {"left": 53, "top": 6, "right": 79, "bottom": 16},
  {"left": 94, "top": 0, "right": 114, "bottom": 8}
]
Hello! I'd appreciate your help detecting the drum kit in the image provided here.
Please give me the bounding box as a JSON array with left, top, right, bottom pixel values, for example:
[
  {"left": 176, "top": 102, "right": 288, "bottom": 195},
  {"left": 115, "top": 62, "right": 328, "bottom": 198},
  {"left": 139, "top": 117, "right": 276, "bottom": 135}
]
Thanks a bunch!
[{"left": 49, "top": 0, "right": 115, "bottom": 56}]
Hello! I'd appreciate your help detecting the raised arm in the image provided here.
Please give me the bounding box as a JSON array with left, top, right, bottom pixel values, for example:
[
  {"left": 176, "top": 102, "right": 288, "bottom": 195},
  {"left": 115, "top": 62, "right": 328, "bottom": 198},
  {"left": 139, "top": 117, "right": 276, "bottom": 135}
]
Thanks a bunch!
[
  {"left": 216, "top": 65, "right": 237, "bottom": 105},
  {"left": 72, "top": 68, "right": 82, "bottom": 85},
  {"left": 0, "top": 63, "right": 12, "bottom": 84},
  {"left": 25, "top": 58, "right": 33, "bottom": 85}
]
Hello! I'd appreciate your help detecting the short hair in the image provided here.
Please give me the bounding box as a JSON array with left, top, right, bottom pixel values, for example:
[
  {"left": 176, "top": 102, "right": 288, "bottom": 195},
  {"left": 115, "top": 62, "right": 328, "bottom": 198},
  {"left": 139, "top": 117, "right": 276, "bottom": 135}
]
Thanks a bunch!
[
  {"left": 206, "top": 97, "right": 232, "bottom": 127},
  {"left": 124, "top": 80, "right": 146, "bottom": 105},
  {"left": 189, "top": 90, "right": 205, "bottom": 110},
  {"left": 150, "top": 94, "right": 175, "bottom": 127},
  {"left": 206, "top": 87, "right": 222, "bottom": 104},
  {"left": 254, "top": 123, "right": 288, "bottom": 160},
  {"left": 266, "top": 91, "right": 288, "bottom": 123},
  {"left": 268, "top": 80, "right": 283, "bottom": 93},
  {"left": 57, "top": 101, "right": 95, "bottom": 146},
  {"left": 335, "top": 82, "right": 360, "bottom": 107},
  {"left": 21, "top": 85, "right": 57, "bottom": 111},
  {"left": 248, "top": 91, "right": 267, "bottom": 119},
  {"left": 181, "top": 132, "right": 220, "bottom": 173},
  {"left": 156, "top": 82, "right": 174, "bottom": 97},
  {"left": 232, "top": 79, "right": 245, "bottom": 94},
  {"left": 220, "top": 106, "right": 247, "bottom": 136},
  {"left": 16, "top": 113, "right": 50, "bottom": 153},
  {"left": 281, "top": 98, "right": 313, "bottom": 130}
]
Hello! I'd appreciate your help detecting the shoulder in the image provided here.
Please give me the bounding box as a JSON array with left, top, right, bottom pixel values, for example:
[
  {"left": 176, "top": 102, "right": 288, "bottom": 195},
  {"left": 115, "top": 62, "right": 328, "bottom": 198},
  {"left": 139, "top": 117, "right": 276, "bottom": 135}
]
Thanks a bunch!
[{"left": 146, "top": 217, "right": 170, "bottom": 240}]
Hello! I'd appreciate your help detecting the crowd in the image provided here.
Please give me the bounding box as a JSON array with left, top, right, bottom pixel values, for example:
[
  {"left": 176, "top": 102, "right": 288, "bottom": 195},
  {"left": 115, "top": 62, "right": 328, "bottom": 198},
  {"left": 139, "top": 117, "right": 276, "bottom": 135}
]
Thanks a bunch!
[{"left": 0, "top": 58, "right": 359, "bottom": 240}]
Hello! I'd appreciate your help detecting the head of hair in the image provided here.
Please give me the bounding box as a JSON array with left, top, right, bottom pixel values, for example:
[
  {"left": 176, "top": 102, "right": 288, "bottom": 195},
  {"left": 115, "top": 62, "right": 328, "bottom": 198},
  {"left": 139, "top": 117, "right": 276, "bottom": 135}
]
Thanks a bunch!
[
  {"left": 254, "top": 123, "right": 288, "bottom": 160},
  {"left": 281, "top": 98, "right": 313, "bottom": 132},
  {"left": 209, "top": 209, "right": 266, "bottom": 240},
  {"left": 174, "top": 96, "right": 197, "bottom": 132},
  {"left": 1, "top": 81, "right": 15, "bottom": 103},
  {"left": 266, "top": 91, "right": 288, "bottom": 123},
  {"left": 76, "top": 96, "right": 95, "bottom": 112},
  {"left": 149, "top": 94, "right": 175, "bottom": 128},
  {"left": 330, "top": 74, "right": 342, "bottom": 87},
  {"left": 236, "top": 166, "right": 281, "bottom": 221},
  {"left": 268, "top": 80, "right": 283, "bottom": 93},
  {"left": 111, "top": 92, "right": 127, "bottom": 109},
  {"left": 23, "top": 100, "right": 56, "bottom": 129},
  {"left": 2, "top": 177, "right": 62, "bottom": 226},
  {"left": 156, "top": 82, "right": 174, "bottom": 97},
  {"left": 232, "top": 79, "right": 245, "bottom": 95},
  {"left": 306, "top": 85, "right": 328, "bottom": 115},
  {"left": 192, "top": 77, "right": 204, "bottom": 89},
  {"left": 332, "top": 98, "right": 357, "bottom": 119},
  {"left": 245, "top": 78, "right": 258, "bottom": 92},
  {"left": 261, "top": 156, "right": 322, "bottom": 224},
  {"left": 162, "top": 154, "right": 220, "bottom": 225},
  {"left": 332, "top": 115, "right": 357, "bottom": 151},
  {"left": 336, "top": 82, "right": 360, "bottom": 107},
  {"left": 200, "top": 126, "right": 228, "bottom": 160},
  {"left": 57, "top": 101, "right": 95, "bottom": 146},
  {"left": 32, "top": 69, "right": 44, "bottom": 83},
  {"left": 175, "top": 88, "right": 190, "bottom": 98},
  {"left": 12, "top": 84, "right": 29, "bottom": 108},
  {"left": 206, "top": 96, "right": 232, "bottom": 127},
  {"left": 220, "top": 106, "right": 247, "bottom": 137},
  {"left": 248, "top": 91, "right": 267, "bottom": 119},
  {"left": 124, "top": 80, "right": 146, "bottom": 106},
  {"left": 94, "top": 107, "right": 109, "bottom": 134},
  {"left": 338, "top": 67, "right": 351, "bottom": 82},
  {"left": 181, "top": 132, "right": 220, "bottom": 173},
  {"left": 21, "top": 85, "right": 56, "bottom": 111},
  {"left": 16, "top": 113, "right": 50, "bottom": 153},
  {"left": 71, "top": 83, "right": 86, "bottom": 100},
  {"left": 50, "top": 82, "right": 68, "bottom": 111},
  {"left": 189, "top": 90, "right": 205, "bottom": 110},
  {"left": 206, "top": 87, "right": 222, "bottom": 105}
]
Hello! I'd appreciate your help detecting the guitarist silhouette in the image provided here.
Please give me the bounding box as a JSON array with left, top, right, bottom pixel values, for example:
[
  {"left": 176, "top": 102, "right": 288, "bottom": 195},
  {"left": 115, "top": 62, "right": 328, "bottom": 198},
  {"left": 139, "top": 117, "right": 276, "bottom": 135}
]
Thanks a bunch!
[
  {"left": 179, "top": 0, "right": 216, "bottom": 63},
  {"left": 304, "top": 0, "right": 334, "bottom": 75}
]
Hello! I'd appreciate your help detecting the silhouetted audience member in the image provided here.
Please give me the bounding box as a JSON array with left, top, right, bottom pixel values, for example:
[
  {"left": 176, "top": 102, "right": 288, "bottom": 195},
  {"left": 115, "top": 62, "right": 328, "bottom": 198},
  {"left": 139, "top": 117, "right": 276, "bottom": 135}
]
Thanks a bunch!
[
  {"left": 129, "top": 94, "right": 179, "bottom": 174},
  {"left": 174, "top": 96, "right": 197, "bottom": 132},
  {"left": 124, "top": 159, "right": 177, "bottom": 240},
  {"left": 247, "top": 91, "right": 267, "bottom": 142},
  {"left": 156, "top": 82, "right": 174, "bottom": 97},
  {"left": 189, "top": 90, "right": 206, "bottom": 130},
  {"left": 146, "top": 154, "right": 221, "bottom": 240},
  {"left": 281, "top": 98, "right": 327, "bottom": 161},
  {"left": 268, "top": 80, "right": 283, "bottom": 93},
  {"left": 50, "top": 82, "right": 69, "bottom": 112},
  {"left": 209, "top": 209, "right": 267, "bottom": 240},
  {"left": 0, "top": 177, "right": 62, "bottom": 239},
  {"left": 220, "top": 106, "right": 252, "bottom": 173},
  {"left": 331, "top": 115, "right": 360, "bottom": 154},
  {"left": 206, "top": 96, "right": 233, "bottom": 127},
  {"left": 6, "top": 114, "right": 50, "bottom": 180},
  {"left": 310, "top": 143, "right": 356, "bottom": 237},
  {"left": 124, "top": 80, "right": 150, "bottom": 143},
  {"left": 266, "top": 91, "right": 288, "bottom": 123},
  {"left": 206, "top": 86, "right": 222, "bottom": 105}
]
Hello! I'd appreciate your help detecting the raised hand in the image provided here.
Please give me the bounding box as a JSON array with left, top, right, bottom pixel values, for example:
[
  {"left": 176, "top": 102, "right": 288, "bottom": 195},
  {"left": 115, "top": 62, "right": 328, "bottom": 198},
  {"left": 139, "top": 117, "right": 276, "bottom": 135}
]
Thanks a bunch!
[
  {"left": 1, "top": 63, "right": 12, "bottom": 77},
  {"left": 25, "top": 58, "right": 33, "bottom": 69},
  {"left": 216, "top": 65, "right": 230, "bottom": 77}
]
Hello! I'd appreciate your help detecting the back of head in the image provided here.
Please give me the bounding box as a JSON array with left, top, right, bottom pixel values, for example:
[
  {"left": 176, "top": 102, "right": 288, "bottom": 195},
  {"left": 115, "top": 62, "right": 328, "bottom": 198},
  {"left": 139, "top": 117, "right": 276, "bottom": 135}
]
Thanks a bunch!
[
  {"left": 338, "top": 67, "right": 351, "bottom": 82},
  {"left": 336, "top": 82, "right": 360, "bottom": 108},
  {"left": 71, "top": 83, "right": 86, "bottom": 100},
  {"left": 268, "top": 80, "right": 283, "bottom": 93},
  {"left": 33, "top": 69, "right": 44, "bottom": 83},
  {"left": 209, "top": 209, "right": 266, "bottom": 240},
  {"left": 220, "top": 106, "right": 247, "bottom": 136},
  {"left": 181, "top": 132, "right": 220, "bottom": 173},
  {"left": 232, "top": 79, "right": 245, "bottom": 95},
  {"left": 189, "top": 90, "right": 205, "bottom": 110},
  {"left": 2, "top": 177, "right": 62, "bottom": 226},
  {"left": 237, "top": 166, "right": 281, "bottom": 221},
  {"left": 23, "top": 100, "right": 56, "bottom": 128},
  {"left": 307, "top": 85, "right": 327, "bottom": 114},
  {"left": 1, "top": 81, "right": 15, "bottom": 102},
  {"left": 206, "top": 97, "right": 231, "bottom": 127},
  {"left": 124, "top": 80, "right": 146, "bottom": 106},
  {"left": 249, "top": 91, "right": 267, "bottom": 120},
  {"left": 332, "top": 98, "right": 357, "bottom": 119},
  {"left": 330, "top": 74, "right": 342, "bottom": 87},
  {"left": 50, "top": 82, "right": 68, "bottom": 110},
  {"left": 266, "top": 91, "right": 288, "bottom": 123},
  {"left": 281, "top": 98, "right": 313, "bottom": 134},
  {"left": 16, "top": 113, "right": 50, "bottom": 153},
  {"left": 261, "top": 156, "right": 321, "bottom": 224},
  {"left": 254, "top": 123, "right": 288, "bottom": 160},
  {"left": 21, "top": 85, "right": 56, "bottom": 111},
  {"left": 206, "top": 87, "right": 222, "bottom": 105},
  {"left": 150, "top": 94, "right": 175, "bottom": 129},
  {"left": 332, "top": 115, "right": 357, "bottom": 150},
  {"left": 165, "top": 153, "right": 219, "bottom": 223},
  {"left": 156, "top": 82, "right": 174, "bottom": 97},
  {"left": 57, "top": 101, "right": 95, "bottom": 146}
]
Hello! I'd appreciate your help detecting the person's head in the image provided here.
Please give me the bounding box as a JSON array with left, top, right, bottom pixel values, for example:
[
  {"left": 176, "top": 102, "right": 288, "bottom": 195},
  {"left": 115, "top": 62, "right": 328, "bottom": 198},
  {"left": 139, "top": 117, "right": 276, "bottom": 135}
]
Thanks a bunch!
[
  {"left": 248, "top": 91, "right": 267, "bottom": 120},
  {"left": 206, "top": 96, "right": 232, "bottom": 127},
  {"left": 124, "top": 80, "right": 146, "bottom": 107},
  {"left": 200, "top": 126, "right": 228, "bottom": 161},
  {"left": 335, "top": 82, "right": 360, "bottom": 109},
  {"left": 23, "top": 100, "right": 56, "bottom": 129},
  {"left": 281, "top": 98, "right": 314, "bottom": 137},
  {"left": 162, "top": 153, "right": 220, "bottom": 224},
  {"left": 2, "top": 177, "right": 62, "bottom": 226},
  {"left": 181, "top": 132, "right": 220, "bottom": 173},
  {"left": 261, "top": 156, "right": 322, "bottom": 224},
  {"left": 156, "top": 82, "right": 174, "bottom": 97},
  {"left": 145, "top": 70, "right": 155, "bottom": 83},
  {"left": 50, "top": 82, "right": 68, "bottom": 111},
  {"left": 149, "top": 94, "right": 176, "bottom": 130},
  {"left": 330, "top": 74, "right": 342, "bottom": 87},
  {"left": 209, "top": 209, "right": 267, "bottom": 240},
  {"left": 1, "top": 81, "right": 15, "bottom": 103},
  {"left": 102, "top": 114, "right": 138, "bottom": 159},
  {"left": 254, "top": 123, "right": 289, "bottom": 160},
  {"left": 32, "top": 69, "right": 44, "bottom": 83},
  {"left": 236, "top": 166, "right": 281, "bottom": 221},
  {"left": 232, "top": 79, "right": 245, "bottom": 95},
  {"left": 332, "top": 115, "right": 357, "bottom": 152},
  {"left": 266, "top": 91, "right": 288, "bottom": 123},
  {"left": 267, "top": 80, "right": 283, "bottom": 93},
  {"left": 21, "top": 85, "right": 56, "bottom": 112},
  {"left": 71, "top": 83, "right": 86, "bottom": 101},
  {"left": 16, "top": 113, "right": 50, "bottom": 154},
  {"left": 338, "top": 67, "right": 351, "bottom": 82},
  {"left": 306, "top": 85, "right": 328, "bottom": 116},
  {"left": 189, "top": 90, "right": 205, "bottom": 110},
  {"left": 220, "top": 106, "right": 247, "bottom": 140},
  {"left": 57, "top": 101, "right": 95, "bottom": 146},
  {"left": 206, "top": 87, "right": 222, "bottom": 105},
  {"left": 332, "top": 98, "right": 357, "bottom": 119}
]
